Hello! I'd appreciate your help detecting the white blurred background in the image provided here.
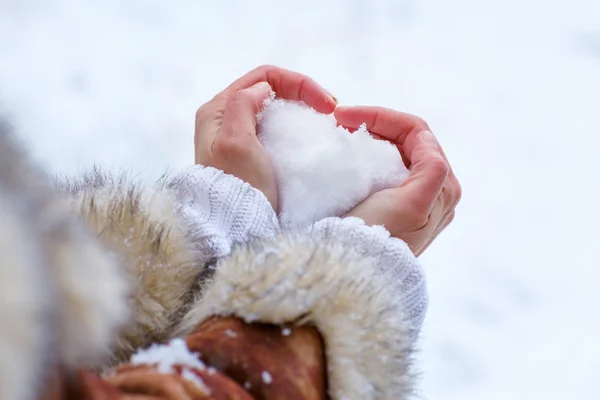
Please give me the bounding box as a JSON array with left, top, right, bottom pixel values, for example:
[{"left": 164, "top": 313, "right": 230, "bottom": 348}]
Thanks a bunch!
[{"left": 1, "top": 0, "right": 599, "bottom": 398}]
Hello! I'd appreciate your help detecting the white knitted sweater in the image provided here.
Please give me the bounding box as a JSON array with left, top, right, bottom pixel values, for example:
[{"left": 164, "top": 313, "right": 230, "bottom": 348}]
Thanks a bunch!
[{"left": 171, "top": 165, "right": 428, "bottom": 334}]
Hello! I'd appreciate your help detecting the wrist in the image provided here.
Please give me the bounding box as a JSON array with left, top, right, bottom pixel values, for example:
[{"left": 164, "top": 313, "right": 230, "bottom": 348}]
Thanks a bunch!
[{"left": 308, "top": 216, "right": 428, "bottom": 334}]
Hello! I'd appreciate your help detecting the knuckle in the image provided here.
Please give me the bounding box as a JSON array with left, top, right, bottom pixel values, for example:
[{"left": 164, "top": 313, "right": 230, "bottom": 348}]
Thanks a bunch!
[
  {"left": 402, "top": 202, "right": 430, "bottom": 228},
  {"left": 212, "top": 136, "right": 230, "bottom": 155},
  {"left": 255, "top": 64, "right": 277, "bottom": 74},
  {"left": 195, "top": 104, "right": 209, "bottom": 122},
  {"left": 229, "top": 88, "right": 263, "bottom": 115},
  {"left": 228, "top": 90, "right": 255, "bottom": 112},
  {"left": 410, "top": 115, "right": 430, "bottom": 133},
  {"left": 413, "top": 115, "right": 429, "bottom": 130},
  {"left": 248, "top": 64, "right": 278, "bottom": 78},
  {"left": 410, "top": 214, "right": 430, "bottom": 231},
  {"left": 213, "top": 135, "right": 246, "bottom": 158},
  {"left": 428, "top": 156, "right": 450, "bottom": 179},
  {"left": 232, "top": 88, "right": 253, "bottom": 104}
]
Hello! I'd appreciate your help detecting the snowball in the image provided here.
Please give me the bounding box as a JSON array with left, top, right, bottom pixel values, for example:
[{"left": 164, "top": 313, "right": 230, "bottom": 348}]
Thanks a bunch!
[
  {"left": 257, "top": 97, "right": 409, "bottom": 228},
  {"left": 130, "top": 338, "right": 206, "bottom": 374}
]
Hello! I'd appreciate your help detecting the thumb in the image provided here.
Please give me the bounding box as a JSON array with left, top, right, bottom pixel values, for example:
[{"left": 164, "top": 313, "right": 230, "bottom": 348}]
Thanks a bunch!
[{"left": 219, "top": 81, "right": 273, "bottom": 142}]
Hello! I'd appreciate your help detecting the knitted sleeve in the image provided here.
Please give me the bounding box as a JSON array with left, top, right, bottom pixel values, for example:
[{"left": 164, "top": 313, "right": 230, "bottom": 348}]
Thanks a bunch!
[
  {"left": 307, "top": 217, "right": 428, "bottom": 335},
  {"left": 167, "top": 165, "right": 281, "bottom": 264},
  {"left": 167, "top": 166, "right": 426, "bottom": 333}
]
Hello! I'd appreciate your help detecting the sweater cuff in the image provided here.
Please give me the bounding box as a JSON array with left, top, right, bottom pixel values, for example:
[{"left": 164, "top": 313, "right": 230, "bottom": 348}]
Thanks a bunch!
[
  {"left": 308, "top": 217, "right": 428, "bottom": 335},
  {"left": 167, "top": 166, "right": 280, "bottom": 260}
]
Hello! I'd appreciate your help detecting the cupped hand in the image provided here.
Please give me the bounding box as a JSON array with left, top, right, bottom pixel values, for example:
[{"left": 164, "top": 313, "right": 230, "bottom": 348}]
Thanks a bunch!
[
  {"left": 195, "top": 65, "right": 337, "bottom": 211},
  {"left": 336, "top": 106, "right": 462, "bottom": 256}
]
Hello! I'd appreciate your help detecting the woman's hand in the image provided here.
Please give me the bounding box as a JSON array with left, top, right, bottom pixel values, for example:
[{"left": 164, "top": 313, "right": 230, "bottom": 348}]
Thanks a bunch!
[
  {"left": 336, "top": 106, "right": 461, "bottom": 257},
  {"left": 195, "top": 65, "right": 337, "bottom": 211}
]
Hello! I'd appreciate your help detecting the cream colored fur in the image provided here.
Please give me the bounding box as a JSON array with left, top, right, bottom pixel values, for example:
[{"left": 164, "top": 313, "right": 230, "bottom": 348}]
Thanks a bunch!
[
  {"left": 0, "top": 127, "right": 129, "bottom": 398},
  {"left": 59, "top": 171, "right": 205, "bottom": 364},
  {"left": 0, "top": 195, "right": 52, "bottom": 400},
  {"left": 40, "top": 199, "right": 130, "bottom": 368},
  {"left": 174, "top": 234, "right": 416, "bottom": 400}
]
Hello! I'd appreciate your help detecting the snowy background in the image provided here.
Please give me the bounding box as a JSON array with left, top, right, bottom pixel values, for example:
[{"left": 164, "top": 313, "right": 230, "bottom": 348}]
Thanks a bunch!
[{"left": 1, "top": 0, "right": 599, "bottom": 398}]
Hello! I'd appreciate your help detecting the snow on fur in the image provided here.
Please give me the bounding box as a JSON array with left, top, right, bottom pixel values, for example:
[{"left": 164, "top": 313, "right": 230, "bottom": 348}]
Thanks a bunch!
[{"left": 257, "top": 97, "right": 409, "bottom": 228}]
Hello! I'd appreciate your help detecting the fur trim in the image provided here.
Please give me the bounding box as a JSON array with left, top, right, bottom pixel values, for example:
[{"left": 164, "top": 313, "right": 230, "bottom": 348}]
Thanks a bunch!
[
  {"left": 41, "top": 200, "right": 130, "bottom": 368},
  {"left": 174, "top": 234, "right": 416, "bottom": 400},
  {"left": 0, "top": 127, "right": 55, "bottom": 400},
  {"left": 59, "top": 169, "right": 206, "bottom": 364},
  {"left": 0, "top": 126, "right": 129, "bottom": 378},
  {"left": 0, "top": 194, "right": 53, "bottom": 400}
]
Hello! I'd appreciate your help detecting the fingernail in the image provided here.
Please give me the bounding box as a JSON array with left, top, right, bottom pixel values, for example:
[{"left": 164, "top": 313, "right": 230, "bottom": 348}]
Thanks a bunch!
[
  {"left": 326, "top": 90, "right": 338, "bottom": 105},
  {"left": 252, "top": 81, "right": 272, "bottom": 92},
  {"left": 420, "top": 130, "right": 437, "bottom": 145}
]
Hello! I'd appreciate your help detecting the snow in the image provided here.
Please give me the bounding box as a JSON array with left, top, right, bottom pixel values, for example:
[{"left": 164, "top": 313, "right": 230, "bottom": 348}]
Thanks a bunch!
[
  {"left": 181, "top": 368, "right": 211, "bottom": 395},
  {"left": 1, "top": 1, "right": 599, "bottom": 399},
  {"left": 130, "top": 338, "right": 205, "bottom": 374},
  {"left": 261, "top": 370, "right": 273, "bottom": 384},
  {"left": 130, "top": 338, "right": 210, "bottom": 392},
  {"left": 257, "top": 97, "right": 408, "bottom": 228},
  {"left": 224, "top": 329, "right": 237, "bottom": 338}
]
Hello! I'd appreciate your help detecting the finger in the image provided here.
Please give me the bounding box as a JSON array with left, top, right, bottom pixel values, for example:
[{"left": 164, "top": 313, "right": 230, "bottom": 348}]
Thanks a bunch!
[
  {"left": 406, "top": 130, "right": 463, "bottom": 213},
  {"left": 432, "top": 209, "right": 455, "bottom": 244},
  {"left": 217, "top": 81, "right": 273, "bottom": 147},
  {"left": 195, "top": 100, "right": 226, "bottom": 148},
  {"left": 427, "top": 137, "right": 461, "bottom": 210},
  {"left": 442, "top": 175, "right": 462, "bottom": 213},
  {"left": 397, "top": 131, "right": 449, "bottom": 216},
  {"left": 419, "top": 210, "right": 455, "bottom": 256},
  {"left": 409, "top": 130, "right": 461, "bottom": 213},
  {"left": 334, "top": 106, "right": 429, "bottom": 146},
  {"left": 407, "top": 129, "right": 461, "bottom": 212},
  {"left": 336, "top": 105, "right": 462, "bottom": 212},
  {"left": 225, "top": 65, "right": 336, "bottom": 114},
  {"left": 413, "top": 196, "right": 446, "bottom": 257},
  {"left": 437, "top": 210, "right": 456, "bottom": 237}
]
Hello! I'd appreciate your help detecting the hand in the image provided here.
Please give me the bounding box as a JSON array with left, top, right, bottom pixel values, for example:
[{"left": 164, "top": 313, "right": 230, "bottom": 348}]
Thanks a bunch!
[
  {"left": 195, "top": 65, "right": 337, "bottom": 211},
  {"left": 335, "top": 106, "right": 462, "bottom": 257}
]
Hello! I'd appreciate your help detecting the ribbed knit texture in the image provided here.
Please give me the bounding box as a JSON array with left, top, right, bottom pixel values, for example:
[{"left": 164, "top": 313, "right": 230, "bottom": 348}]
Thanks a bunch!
[
  {"left": 309, "top": 217, "right": 428, "bottom": 334},
  {"left": 168, "top": 165, "right": 280, "bottom": 264}
]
